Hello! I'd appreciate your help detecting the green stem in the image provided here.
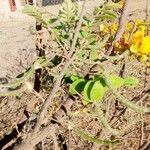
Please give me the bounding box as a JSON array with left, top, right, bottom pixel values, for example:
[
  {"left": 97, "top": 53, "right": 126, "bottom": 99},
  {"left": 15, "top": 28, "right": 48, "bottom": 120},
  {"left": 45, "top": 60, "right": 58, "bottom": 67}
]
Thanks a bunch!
[
  {"left": 0, "top": 57, "right": 49, "bottom": 88},
  {"left": 95, "top": 103, "right": 124, "bottom": 135},
  {"left": 104, "top": 73, "right": 150, "bottom": 113},
  {"left": 0, "top": 67, "right": 34, "bottom": 88},
  {"left": 74, "top": 127, "right": 118, "bottom": 146},
  {"left": 100, "top": 50, "right": 129, "bottom": 62}
]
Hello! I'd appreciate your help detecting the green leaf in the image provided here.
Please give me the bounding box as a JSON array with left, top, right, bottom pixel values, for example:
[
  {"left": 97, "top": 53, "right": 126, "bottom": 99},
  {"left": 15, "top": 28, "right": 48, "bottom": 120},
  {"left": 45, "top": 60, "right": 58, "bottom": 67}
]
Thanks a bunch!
[
  {"left": 59, "top": 0, "right": 77, "bottom": 24},
  {"left": 98, "top": 14, "right": 116, "bottom": 20},
  {"left": 102, "top": 10, "right": 117, "bottom": 19},
  {"left": 69, "top": 79, "right": 86, "bottom": 95},
  {"left": 80, "top": 30, "right": 89, "bottom": 38},
  {"left": 48, "top": 18, "right": 58, "bottom": 24},
  {"left": 83, "top": 79, "right": 105, "bottom": 103},
  {"left": 83, "top": 16, "right": 91, "bottom": 26},
  {"left": 124, "top": 76, "right": 139, "bottom": 88},
  {"left": 108, "top": 75, "right": 125, "bottom": 89},
  {"left": 70, "top": 75, "right": 80, "bottom": 82},
  {"left": 22, "top": 5, "right": 48, "bottom": 26},
  {"left": 90, "top": 80, "right": 105, "bottom": 101},
  {"left": 83, "top": 80, "right": 94, "bottom": 102}
]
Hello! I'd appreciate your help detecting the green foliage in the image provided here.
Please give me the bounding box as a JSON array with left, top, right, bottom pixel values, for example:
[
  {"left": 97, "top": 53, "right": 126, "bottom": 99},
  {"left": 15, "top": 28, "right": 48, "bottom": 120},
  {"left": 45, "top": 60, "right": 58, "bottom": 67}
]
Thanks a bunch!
[
  {"left": 94, "top": 1, "right": 120, "bottom": 21},
  {"left": 59, "top": 0, "right": 78, "bottom": 25},
  {"left": 69, "top": 74, "right": 139, "bottom": 105},
  {"left": 124, "top": 76, "right": 139, "bottom": 87},
  {"left": 22, "top": 5, "right": 48, "bottom": 26},
  {"left": 82, "top": 79, "right": 105, "bottom": 103},
  {"left": 90, "top": 80, "right": 105, "bottom": 101},
  {"left": 69, "top": 79, "right": 86, "bottom": 95},
  {"left": 108, "top": 75, "right": 125, "bottom": 89},
  {"left": 83, "top": 80, "right": 94, "bottom": 103},
  {"left": 74, "top": 127, "right": 118, "bottom": 145}
]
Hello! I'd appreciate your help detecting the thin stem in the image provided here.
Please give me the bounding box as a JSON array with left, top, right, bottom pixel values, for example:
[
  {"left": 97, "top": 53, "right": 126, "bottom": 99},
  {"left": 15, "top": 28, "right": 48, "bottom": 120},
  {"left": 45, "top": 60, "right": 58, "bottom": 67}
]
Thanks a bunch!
[
  {"left": 103, "top": 72, "right": 150, "bottom": 113},
  {"left": 74, "top": 127, "right": 118, "bottom": 146},
  {"left": 95, "top": 103, "right": 124, "bottom": 135}
]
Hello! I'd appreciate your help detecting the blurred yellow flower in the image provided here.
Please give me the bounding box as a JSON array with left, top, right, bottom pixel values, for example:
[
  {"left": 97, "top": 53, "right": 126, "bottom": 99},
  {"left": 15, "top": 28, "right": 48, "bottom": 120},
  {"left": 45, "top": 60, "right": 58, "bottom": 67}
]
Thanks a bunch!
[
  {"left": 99, "top": 18, "right": 150, "bottom": 65},
  {"left": 126, "top": 22, "right": 133, "bottom": 31},
  {"left": 99, "top": 24, "right": 109, "bottom": 33},
  {"left": 110, "top": 23, "right": 118, "bottom": 34},
  {"left": 100, "top": 24, "right": 105, "bottom": 31},
  {"left": 139, "top": 54, "right": 148, "bottom": 62},
  {"left": 139, "top": 36, "right": 150, "bottom": 54},
  {"left": 130, "top": 24, "right": 150, "bottom": 56},
  {"left": 146, "top": 62, "right": 150, "bottom": 67},
  {"left": 131, "top": 26, "right": 145, "bottom": 46},
  {"left": 135, "top": 19, "right": 143, "bottom": 26}
]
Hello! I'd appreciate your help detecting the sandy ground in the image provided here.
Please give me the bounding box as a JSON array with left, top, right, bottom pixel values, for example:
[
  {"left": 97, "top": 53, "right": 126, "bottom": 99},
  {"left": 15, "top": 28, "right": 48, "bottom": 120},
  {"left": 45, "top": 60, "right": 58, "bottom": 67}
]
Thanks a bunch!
[{"left": 0, "top": 16, "right": 35, "bottom": 77}]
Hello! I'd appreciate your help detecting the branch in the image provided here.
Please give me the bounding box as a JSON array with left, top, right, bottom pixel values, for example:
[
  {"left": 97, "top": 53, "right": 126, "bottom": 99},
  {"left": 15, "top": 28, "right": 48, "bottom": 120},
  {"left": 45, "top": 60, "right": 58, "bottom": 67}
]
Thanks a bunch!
[
  {"left": 106, "top": 0, "right": 130, "bottom": 55},
  {"left": 33, "top": 0, "right": 88, "bottom": 133},
  {"left": 14, "top": 125, "right": 59, "bottom": 150}
]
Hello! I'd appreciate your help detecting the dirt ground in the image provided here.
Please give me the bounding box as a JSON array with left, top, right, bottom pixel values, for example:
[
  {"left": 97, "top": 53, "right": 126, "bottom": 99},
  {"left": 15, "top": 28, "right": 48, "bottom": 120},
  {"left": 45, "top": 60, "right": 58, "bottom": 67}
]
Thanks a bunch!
[{"left": 0, "top": 0, "right": 150, "bottom": 150}]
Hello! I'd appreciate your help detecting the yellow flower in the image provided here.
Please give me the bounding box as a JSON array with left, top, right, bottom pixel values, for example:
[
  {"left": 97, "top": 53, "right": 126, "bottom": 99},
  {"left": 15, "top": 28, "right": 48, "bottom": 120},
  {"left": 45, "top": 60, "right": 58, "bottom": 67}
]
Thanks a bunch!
[
  {"left": 126, "top": 22, "right": 133, "bottom": 31},
  {"left": 139, "top": 54, "right": 148, "bottom": 62},
  {"left": 100, "top": 24, "right": 105, "bottom": 32},
  {"left": 135, "top": 19, "right": 143, "bottom": 26},
  {"left": 99, "top": 24, "right": 109, "bottom": 33},
  {"left": 118, "top": 0, "right": 125, "bottom": 7},
  {"left": 139, "top": 36, "right": 150, "bottom": 54},
  {"left": 132, "top": 31, "right": 143, "bottom": 46},
  {"left": 132, "top": 26, "right": 145, "bottom": 46},
  {"left": 110, "top": 23, "right": 118, "bottom": 34},
  {"left": 130, "top": 36, "right": 150, "bottom": 57},
  {"left": 146, "top": 62, "right": 150, "bottom": 67},
  {"left": 129, "top": 24, "right": 149, "bottom": 55},
  {"left": 130, "top": 44, "right": 139, "bottom": 53}
]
